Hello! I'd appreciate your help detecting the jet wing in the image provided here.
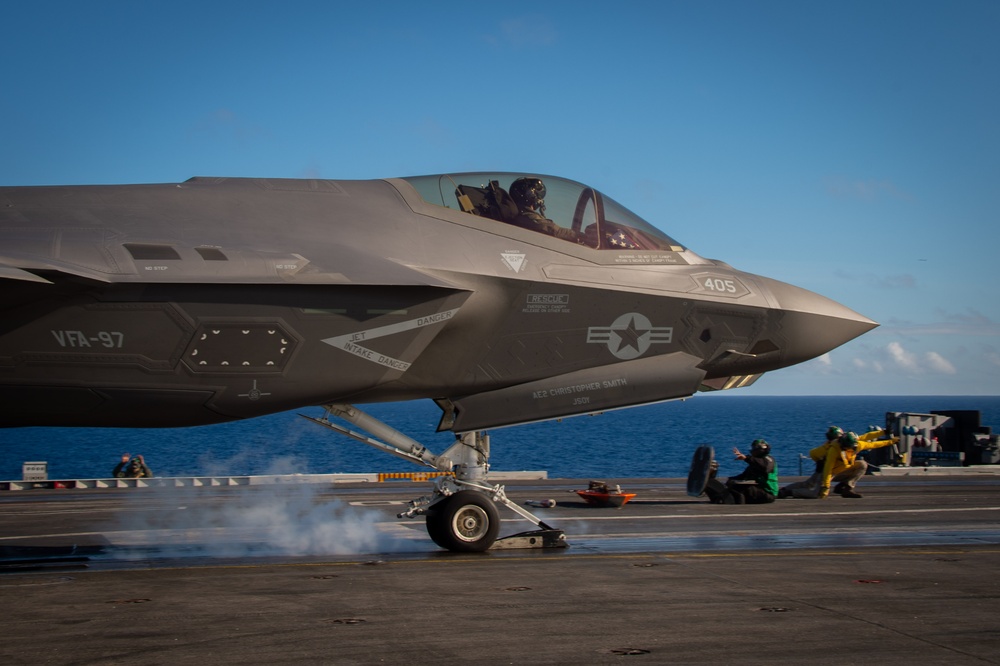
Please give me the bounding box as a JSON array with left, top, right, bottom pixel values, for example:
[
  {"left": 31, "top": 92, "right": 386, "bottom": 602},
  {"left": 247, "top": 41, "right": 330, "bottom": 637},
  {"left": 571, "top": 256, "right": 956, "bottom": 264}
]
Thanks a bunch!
[
  {"left": 0, "top": 263, "right": 55, "bottom": 284},
  {"left": 437, "top": 351, "right": 707, "bottom": 432}
]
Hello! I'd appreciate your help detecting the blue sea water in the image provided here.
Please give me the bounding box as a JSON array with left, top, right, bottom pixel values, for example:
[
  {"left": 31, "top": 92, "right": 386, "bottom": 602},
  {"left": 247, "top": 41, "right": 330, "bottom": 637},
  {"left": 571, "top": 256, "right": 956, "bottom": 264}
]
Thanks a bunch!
[{"left": 2, "top": 395, "right": 998, "bottom": 481}]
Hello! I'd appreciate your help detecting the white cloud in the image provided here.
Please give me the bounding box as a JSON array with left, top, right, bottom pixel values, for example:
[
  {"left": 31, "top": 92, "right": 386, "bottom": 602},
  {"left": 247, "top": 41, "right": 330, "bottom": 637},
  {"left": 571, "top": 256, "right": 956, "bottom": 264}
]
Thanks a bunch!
[
  {"left": 887, "top": 341, "right": 918, "bottom": 371},
  {"left": 884, "top": 342, "right": 957, "bottom": 375},
  {"left": 853, "top": 357, "right": 884, "bottom": 373},
  {"left": 925, "top": 352, "right": 957, "bottom": 374}
]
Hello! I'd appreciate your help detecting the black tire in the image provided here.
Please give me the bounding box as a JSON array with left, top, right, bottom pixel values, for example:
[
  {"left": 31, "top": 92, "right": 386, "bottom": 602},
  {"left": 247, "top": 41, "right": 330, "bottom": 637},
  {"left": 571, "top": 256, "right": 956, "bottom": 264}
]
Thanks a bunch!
[{"left": 425, "top": 490, "right": 500, "bottom": 552}]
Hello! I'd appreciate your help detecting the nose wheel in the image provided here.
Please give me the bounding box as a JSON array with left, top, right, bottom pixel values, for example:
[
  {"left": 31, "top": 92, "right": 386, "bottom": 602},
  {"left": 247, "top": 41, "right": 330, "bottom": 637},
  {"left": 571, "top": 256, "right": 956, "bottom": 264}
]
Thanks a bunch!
[
  {"left": 425, "top": 490, "right": 501, "bottom": 552},
  {"left": 305, "top": 406, "right": 563, "bottom": 551}
]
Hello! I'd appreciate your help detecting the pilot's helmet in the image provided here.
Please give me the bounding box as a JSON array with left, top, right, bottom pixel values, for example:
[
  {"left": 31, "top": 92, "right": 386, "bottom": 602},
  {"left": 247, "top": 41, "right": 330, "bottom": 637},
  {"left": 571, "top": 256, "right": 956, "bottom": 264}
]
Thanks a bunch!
[
  {"left": 750, "top": 439, "right": 770, "bottom": 457},
  {"left": 826, "top": 426, "right": 843, "bottom": 441},
  {"left": 839, "top": 432, "right": 859, "bottom": 449},
  {"left": 510, "top": 177, "right": 546, "bottom": 211}
]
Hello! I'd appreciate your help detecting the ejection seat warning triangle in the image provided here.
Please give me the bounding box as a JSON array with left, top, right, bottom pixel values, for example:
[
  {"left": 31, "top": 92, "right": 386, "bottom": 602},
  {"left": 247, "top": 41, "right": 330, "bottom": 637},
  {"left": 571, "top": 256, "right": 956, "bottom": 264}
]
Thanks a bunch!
[{"left": 501, "top": 252, "right": 526, "bottom": 273}]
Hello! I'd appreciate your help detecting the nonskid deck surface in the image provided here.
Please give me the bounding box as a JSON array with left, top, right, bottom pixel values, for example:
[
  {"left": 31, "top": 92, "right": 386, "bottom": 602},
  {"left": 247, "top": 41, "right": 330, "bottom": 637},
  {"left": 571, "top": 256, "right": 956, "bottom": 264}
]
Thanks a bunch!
[
  {"left": 2, "top": 475, "right": 999, "bottom": 561},
  {"left": 2, "top": 476, "right": 999, "bottom": 664}
]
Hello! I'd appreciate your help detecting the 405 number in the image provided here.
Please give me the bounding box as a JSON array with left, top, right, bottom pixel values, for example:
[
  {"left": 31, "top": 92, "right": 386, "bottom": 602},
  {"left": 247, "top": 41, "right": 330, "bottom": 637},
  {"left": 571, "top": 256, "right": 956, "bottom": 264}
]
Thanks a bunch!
[{"left": 703, "top": 277, "right": 737, "bottom": 293}]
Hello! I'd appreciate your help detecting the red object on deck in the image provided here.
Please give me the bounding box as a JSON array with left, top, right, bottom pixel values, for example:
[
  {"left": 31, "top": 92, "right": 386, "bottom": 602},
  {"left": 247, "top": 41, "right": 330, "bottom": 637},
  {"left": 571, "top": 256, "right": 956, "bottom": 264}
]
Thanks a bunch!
[{"left": 576, "top": 488, "right": 635, "bottom": 507}]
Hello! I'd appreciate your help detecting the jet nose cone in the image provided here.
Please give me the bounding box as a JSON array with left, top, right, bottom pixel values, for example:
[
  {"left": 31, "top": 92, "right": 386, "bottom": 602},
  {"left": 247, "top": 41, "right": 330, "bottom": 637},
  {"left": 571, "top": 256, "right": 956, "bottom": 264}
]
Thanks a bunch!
[{"left": 758, "top": 277, "right": 878, "bottom": 365}]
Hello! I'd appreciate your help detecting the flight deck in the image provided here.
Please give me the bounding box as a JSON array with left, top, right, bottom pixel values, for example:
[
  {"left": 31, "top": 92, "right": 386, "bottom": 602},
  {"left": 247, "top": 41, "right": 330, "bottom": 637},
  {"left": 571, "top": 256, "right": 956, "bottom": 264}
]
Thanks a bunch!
[{"left": 2, "top": 473, "right": 999, "bottom": 664}]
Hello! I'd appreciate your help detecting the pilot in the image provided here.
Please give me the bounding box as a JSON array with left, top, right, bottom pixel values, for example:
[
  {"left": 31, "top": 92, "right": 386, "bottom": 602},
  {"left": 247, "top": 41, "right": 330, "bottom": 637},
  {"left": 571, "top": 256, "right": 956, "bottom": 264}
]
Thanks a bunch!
[
  {"left": 113, "top": 453, "right": 153, "bottom": 478},
  {"left": 508, "top": 177, "right": 585, "bottom": 243},
  {"left": 781, "top": 428, "right": 897, "bottom": 499},
  {"left": 704, "top": 439, "right": 778, "bottom": 504}
]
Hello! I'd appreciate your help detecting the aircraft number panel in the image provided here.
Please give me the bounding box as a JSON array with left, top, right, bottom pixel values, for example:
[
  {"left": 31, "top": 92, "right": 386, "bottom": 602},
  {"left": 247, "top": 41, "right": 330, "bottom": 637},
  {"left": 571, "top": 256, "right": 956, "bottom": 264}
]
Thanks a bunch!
[{"left": 689, "top": 273, "right": 749, "bottom": 299}]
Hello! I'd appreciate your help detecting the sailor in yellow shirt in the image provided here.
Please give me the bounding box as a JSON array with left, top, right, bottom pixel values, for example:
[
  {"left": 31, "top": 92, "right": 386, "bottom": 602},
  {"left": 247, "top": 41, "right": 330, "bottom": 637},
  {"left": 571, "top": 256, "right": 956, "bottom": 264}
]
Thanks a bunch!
[
  {"left": 813, "top": 430, "right": 898, "bottom": 498},
  {"left": 779, "top": 426, "right": 842, "bottom": 499}
]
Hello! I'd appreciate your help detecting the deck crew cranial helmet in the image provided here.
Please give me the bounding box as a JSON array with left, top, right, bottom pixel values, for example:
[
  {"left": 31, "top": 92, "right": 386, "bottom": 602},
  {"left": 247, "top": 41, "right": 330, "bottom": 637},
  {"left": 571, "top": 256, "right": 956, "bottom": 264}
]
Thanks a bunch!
[
  {"left": 839, "top": 432, "right": 859, "bottom": 449},
  {"left": 750, "top": 439, "right": 771, "bottom": 457},
  {"left": 826, "top": 426, "right": 844, "bottom": 441},
  {"left": 510, "top": 177, "right": 546, "bottom": 211}
]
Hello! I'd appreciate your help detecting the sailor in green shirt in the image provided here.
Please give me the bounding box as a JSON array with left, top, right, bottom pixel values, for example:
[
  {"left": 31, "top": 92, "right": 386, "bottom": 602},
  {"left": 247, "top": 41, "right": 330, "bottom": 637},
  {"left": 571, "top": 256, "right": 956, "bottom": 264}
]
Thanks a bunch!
[{"left": 704, "top": 439, "right": 778, "bottom": 504}]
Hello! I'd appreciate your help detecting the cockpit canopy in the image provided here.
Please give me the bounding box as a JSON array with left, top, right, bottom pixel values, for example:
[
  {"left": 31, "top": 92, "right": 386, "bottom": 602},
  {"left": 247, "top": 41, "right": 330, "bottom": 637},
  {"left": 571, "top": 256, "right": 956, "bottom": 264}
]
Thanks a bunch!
[{"left": 401, "top": 173, "right": 684, "bottom": 252}]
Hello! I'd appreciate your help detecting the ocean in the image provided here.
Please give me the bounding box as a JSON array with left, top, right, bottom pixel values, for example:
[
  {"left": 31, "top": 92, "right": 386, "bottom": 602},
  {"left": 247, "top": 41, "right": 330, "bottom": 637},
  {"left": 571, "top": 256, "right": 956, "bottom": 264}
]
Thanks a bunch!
[{"left": 2, "top": 395, "right": 998, "bottom": 482}]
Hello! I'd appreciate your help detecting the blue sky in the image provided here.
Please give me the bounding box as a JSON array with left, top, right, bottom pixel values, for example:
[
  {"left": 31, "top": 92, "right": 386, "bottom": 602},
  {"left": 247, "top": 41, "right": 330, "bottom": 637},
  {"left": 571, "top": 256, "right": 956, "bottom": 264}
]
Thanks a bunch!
[{"left": 2, "top": 0, "right": 998, "bottom": 395}]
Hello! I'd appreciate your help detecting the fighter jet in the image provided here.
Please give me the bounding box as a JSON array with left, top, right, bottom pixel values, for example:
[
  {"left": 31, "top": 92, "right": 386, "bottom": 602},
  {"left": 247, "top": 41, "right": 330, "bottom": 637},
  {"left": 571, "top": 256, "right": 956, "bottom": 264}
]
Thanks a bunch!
[{"left": 0, "top": 172, "right": 876, "bottom": 551}]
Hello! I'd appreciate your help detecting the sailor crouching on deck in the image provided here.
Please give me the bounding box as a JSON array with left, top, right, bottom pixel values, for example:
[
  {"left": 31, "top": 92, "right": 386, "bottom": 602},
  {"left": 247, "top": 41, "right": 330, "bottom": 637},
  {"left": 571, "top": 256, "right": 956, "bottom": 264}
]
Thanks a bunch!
[
  {"left": 780, "top": 429, "right": 898, "bottom": 499},
  {"left": 705, "top": 439, "right": 779, "bottom": 504},
  {"left": 113, "top": 453, "right": 154, "bottom": 478}
]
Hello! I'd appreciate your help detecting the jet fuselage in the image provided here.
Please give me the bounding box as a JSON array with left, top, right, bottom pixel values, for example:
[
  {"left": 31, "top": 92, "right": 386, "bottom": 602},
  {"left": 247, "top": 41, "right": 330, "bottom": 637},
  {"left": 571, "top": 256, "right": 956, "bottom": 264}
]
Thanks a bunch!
[{"left": 0, "top": 173, "right": 876, "bottom": 430}]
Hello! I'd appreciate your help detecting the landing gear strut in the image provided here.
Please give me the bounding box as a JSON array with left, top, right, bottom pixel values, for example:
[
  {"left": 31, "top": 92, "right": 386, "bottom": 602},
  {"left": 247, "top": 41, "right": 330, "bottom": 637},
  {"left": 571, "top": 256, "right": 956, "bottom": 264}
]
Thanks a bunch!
[{"left": 301, "top": 403, "right": 566, "bottom": 552}]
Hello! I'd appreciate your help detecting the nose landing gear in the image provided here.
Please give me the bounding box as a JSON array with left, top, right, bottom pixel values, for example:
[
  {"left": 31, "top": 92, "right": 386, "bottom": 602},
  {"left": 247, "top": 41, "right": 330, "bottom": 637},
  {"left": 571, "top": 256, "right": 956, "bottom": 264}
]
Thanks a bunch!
[{"left": 303, "top": 404, "right": 566, "bottom": 552}]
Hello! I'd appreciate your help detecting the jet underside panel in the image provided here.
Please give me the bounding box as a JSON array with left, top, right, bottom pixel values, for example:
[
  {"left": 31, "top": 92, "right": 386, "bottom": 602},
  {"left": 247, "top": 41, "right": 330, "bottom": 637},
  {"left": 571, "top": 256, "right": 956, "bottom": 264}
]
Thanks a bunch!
[
  {"left": 0, "top": 279, "right": 469, "bottom": 427},
  {"left": 442, "top": 351, "right": 706, "bottom": 432},
  {"left": 680, "top": 304, "right": 782, "bottom": 377}
]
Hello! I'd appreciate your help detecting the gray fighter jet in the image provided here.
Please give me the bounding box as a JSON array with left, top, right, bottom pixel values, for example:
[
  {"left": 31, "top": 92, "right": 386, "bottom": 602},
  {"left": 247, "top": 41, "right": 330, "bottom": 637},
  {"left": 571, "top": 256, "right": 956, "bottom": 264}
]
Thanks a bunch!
[{"left": 0, "top": 172, "right": 876, "bottom": 551}]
